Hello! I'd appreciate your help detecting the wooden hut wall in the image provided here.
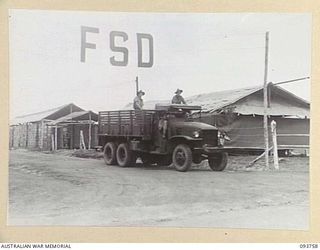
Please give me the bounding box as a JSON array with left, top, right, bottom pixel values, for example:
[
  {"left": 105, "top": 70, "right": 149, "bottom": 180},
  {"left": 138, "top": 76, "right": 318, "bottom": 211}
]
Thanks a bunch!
[
  {"left": 10, "top": 123, "right": 28, "bottom": 148},
  {"left": 43, "top": 124, "right": 54, "bottom": 151},
  {"left": 55, "top": 124, "right": 97, "bottom": 150},
  {"left": 9, "top": 121, "right": 54, "bottom": 151},
  {"left": 10, "top": 122, "right": 98, "bottom": 151},
  {"left": 9, "top": 126, "right": 16, "bottom": 148}
]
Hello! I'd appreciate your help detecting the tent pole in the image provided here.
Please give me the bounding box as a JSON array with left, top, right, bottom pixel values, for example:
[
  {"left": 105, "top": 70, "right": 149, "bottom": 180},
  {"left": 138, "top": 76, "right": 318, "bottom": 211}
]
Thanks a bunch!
[
  {"left": 51, "top": 134, "right": 55, "bottom": 151},
  {"left": 263, "top": 31, "right": 270, "bottom": 170},
  {"left": 271, "top": 120, "right": 279, "bottom": 170},
  {"left": 55, "top": 125, "right": 58, "bottom": 151},
  {"left": 88, "top": 112, "right": 92, "bottom": 150}
]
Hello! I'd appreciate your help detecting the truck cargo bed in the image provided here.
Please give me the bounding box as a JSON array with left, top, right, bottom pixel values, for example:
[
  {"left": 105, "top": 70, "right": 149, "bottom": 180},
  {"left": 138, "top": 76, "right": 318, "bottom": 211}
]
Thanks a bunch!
[{"left": 98, "top": 110, "right": 155, "bottom": 139}]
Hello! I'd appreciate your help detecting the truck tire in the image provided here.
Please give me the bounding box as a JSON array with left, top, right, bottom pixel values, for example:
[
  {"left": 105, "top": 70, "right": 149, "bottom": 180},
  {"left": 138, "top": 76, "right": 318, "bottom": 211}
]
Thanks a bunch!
[
  {"left": 208, "top": 152, "right": 228, "bottom": 171},
  {"left": 103, "top": 142, "right": 117, "bottom": 165},
  {"left": 172, "top": 144, "right": 192, "bottom": 172},
  {"left": 116, "top": 143, "right": 136, "bottom": 167}
]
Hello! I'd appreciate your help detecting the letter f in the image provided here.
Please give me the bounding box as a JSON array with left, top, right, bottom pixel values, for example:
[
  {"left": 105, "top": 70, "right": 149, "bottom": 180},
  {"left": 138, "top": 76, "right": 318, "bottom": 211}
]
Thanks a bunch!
[{"left": 80, "top": 26, "right": 99, "bottom": 62}]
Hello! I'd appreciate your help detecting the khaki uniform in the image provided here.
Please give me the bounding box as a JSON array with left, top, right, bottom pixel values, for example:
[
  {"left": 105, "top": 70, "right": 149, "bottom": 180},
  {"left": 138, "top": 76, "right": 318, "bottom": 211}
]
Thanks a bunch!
[
  {"left": 133, "top": 96, "right": 144, "bottom": 110},
  {"left": 172, "top": 94, "right": 186, "bottom": 104}
]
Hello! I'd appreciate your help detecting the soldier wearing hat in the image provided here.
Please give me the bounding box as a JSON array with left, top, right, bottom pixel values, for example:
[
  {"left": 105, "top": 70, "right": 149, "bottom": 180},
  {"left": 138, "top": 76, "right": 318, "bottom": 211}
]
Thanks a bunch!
[
  {"left": 171, "top": 88, "right": 186, "bottom": 105},
  {"left": 133, "top": 90, "right": 145, "bottom": 110}
]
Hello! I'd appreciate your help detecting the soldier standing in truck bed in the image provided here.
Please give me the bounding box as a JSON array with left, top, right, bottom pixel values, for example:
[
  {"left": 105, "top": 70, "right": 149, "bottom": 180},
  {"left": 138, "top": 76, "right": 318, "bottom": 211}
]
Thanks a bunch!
[
  {"left": 172, "top": 88, "right": 186, "bottom": 104},
  {"left": 133, "top": 90, "right": 145, "bottom": 110}
]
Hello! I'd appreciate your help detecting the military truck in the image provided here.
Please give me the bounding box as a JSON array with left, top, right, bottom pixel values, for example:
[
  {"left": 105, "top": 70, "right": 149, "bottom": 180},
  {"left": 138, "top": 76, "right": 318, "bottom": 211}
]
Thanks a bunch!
[{"left": 98, "top": 104, "right": 229, "bottom": 172}]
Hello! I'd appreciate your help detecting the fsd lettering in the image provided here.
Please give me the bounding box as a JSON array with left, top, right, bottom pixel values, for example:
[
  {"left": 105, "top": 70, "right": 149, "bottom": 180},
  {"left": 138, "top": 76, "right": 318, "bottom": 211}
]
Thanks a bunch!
[{"left": 80, "top": 26, "right": 154, "bottom": 67}]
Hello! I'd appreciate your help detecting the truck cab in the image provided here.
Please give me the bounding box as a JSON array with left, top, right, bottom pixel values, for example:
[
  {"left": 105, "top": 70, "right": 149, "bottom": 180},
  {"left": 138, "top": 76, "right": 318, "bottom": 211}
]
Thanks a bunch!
[{"left": 98, "top": 104, "right": 228, "bottom": 172}]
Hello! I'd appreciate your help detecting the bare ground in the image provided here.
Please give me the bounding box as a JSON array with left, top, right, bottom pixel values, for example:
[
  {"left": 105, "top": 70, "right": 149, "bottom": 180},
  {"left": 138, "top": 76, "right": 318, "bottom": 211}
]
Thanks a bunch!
[{"left": 8, "top": 149, "right": 309, "bottom": 229}]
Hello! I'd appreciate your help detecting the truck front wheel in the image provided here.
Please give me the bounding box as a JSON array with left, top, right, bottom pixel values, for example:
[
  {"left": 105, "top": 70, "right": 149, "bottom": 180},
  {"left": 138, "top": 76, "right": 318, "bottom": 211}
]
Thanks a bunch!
[
  {"left": 208, "top": 152, "right": 228, "bottom": 171},
  {"left": 103, "top": 142, "right": 117, "bottom": 165},
  {"left": 172, "top": 144, "right": 192, "bottom": 172},
  {"left": 116, "top": 143, "right": 136, "bottom": 167}
]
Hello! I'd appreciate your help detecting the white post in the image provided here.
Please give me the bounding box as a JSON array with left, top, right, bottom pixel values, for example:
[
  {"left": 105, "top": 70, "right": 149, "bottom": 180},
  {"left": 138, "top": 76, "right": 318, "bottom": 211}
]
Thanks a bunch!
[
  {"left": 51, "top": 134, "right": 55, "bottom": 151},
  {"left": 80, "top": 130, "right": 86, "bottom": 150},
  {"left": 271, "top": 120, "right": 279, "bottom": 170},
  {"left": 88, "top": 112, "right": 92, "bottom": 150},
  {"left": 54, "top": 126, "right": 58, "bottom": 151},
  {"left": 263, "top": 31, "right": 270, "bottom": 170},
  {"left": 79, "top": 130, "right": 83, "bottom": 149}
]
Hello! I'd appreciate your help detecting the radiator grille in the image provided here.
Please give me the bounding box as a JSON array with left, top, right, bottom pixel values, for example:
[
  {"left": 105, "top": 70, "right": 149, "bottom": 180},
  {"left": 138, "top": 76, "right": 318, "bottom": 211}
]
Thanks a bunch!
[{"left": 202, "top": 130, "right": 218, "bottom": 146}]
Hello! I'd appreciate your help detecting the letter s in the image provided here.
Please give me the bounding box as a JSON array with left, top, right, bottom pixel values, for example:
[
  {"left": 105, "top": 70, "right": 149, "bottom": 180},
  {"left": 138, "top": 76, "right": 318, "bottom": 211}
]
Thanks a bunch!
[{"left": 110, "top": 31, "right": 129, "bottom": 66}]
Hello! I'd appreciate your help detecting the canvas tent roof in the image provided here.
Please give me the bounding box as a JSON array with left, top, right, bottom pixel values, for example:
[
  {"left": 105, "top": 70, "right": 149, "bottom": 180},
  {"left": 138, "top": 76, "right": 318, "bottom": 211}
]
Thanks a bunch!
[
  {"left": 11, "top": 103, "right": 84, "bottom": 125},
  {"left": 186, "top": 86, "right": 262, "bottom": 112},
  {"left": 48, "top": 111, "right": 98, "bottom": 125},
  {"left": 187, "top": 84, "right": 310, "bottom": 117},
  {"left": 133, "top": 84, "right": 309, "bottom": 117}
]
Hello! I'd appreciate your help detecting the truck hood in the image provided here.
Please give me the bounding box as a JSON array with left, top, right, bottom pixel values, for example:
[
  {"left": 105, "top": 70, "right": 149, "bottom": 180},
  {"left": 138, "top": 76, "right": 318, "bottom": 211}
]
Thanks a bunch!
[{"left": 171, "top": 121, "right": 218, "bottom": 130}]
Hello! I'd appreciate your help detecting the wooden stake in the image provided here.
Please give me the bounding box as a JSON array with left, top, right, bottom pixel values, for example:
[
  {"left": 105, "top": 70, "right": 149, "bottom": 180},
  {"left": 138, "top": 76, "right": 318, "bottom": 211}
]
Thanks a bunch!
[
  {"left": 54, "top": 125, "right": 58, "bottom": 151},
  {"left": 271, "top": 120, "right": 279, "bottom": 170},
  {"left": 263, "top": 31, "right": 270, "bottom": 170},
  {"left": 80, "top": 130, "right": 86, "bottom": 150},
  {"left": 88, "top": 112, "right": 92, "bottom": 150},
  {"left": 246, "top": 146, "right": 273, "bottom": 168},
  {"left": 80, "top": 130, "right": 83, "bottom": 149},
  {"left": 51, "top": 134, "right": 55, "bottom": 151}
]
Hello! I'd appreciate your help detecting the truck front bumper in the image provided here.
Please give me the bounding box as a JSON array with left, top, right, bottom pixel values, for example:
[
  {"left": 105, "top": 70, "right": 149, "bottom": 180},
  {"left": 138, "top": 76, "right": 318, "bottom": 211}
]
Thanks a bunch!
[{"left": 193, "top": 145, "right": 225, "bottom": 154}]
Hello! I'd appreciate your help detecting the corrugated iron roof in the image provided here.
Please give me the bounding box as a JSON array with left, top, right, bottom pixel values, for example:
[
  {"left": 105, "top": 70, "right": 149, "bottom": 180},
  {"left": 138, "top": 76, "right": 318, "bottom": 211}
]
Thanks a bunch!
[
  {"left": 131, "top": 86, "right": 262, "bottom": 111},
  {"left": 131, "top": 85, "right": 309, "bottom": 117},
  {"left": 186, "top": 86, "right": 262, "bottom": 112},
  {"left": 10, "top": 103, "right": 84, "bottom": 125},
  {"left": 48, "top": 111, "right": 98, "bottom": 125}
]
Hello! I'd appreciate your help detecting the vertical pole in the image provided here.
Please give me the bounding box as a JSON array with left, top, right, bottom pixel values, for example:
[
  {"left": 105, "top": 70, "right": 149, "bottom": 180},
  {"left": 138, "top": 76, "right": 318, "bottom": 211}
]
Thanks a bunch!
[
  {"left": 263, "top": 31, "right": 270, "bottom": 169},
  {"left": 80, "top": 130, "right": 86, "bottom": 150},
  {"left": 80, "top": 130, "right": 82, "bottom": 149},
  {"left": 271, "top": 120, "right": 279, "bottom": 170},
  {"left": 79, "top": 130, "right": 82, "bottom": 149},
  {"left": 135, "top": 76, "right": 139, "bottom": 94},
  {"left": 25, "top": 123, "right": 29, "bottom": 148},
  {"left": 51, "top": 134, "right": 55, "bottom": 151},
  {"left": 88, "top": 112, "right": 92, "bottom": 150},
  {"left": 54, "top": 126, "right": 58, "bottom": 150}
]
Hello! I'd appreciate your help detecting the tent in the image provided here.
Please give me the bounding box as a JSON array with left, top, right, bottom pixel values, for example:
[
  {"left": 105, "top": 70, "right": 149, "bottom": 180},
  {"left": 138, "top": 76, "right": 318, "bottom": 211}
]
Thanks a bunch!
[{"left": 187, "top": 84, "right": 309, "bottom": 151}]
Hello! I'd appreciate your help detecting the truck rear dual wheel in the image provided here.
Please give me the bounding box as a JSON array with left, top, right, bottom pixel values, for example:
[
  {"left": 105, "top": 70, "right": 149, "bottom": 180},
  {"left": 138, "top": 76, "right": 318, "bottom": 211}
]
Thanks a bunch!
[
  {"left": 103, "top": 142, "right": 136, "bottom": 167},
  {"left": 103, "top": 142, "right": 117, "bottom": 165},
  {"left": 172, "top": 144, "right": 192, "bottom": 172},
  {"left": 116, "top": 143, "right": 136, "bottom": 167},
  {"left": 208, "top": 152, "right": 228, "bottom": 171}
]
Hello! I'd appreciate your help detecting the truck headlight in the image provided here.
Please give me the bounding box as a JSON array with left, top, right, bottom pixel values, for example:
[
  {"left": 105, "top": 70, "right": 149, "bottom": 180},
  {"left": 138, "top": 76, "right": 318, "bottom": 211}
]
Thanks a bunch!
[{"left": 193, "top": 131, "right": 200, "bottom": 138}]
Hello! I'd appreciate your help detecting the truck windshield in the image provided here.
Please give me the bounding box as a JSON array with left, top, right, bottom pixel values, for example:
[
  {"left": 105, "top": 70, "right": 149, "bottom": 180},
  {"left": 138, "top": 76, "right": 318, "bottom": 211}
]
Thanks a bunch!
[{"left": 168, "top": 111, "right": 194, "bottom": 121}]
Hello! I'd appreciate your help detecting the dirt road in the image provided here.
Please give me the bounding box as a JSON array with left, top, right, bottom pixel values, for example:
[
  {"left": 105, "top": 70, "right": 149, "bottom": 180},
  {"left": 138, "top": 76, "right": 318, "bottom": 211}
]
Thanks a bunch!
[{"left": 8, "top": 150, "right": 309, "bottom": 229}]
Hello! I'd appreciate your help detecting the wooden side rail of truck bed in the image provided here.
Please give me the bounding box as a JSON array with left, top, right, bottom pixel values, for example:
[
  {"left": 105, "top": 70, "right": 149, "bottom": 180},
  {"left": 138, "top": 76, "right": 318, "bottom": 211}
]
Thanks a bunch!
[{"left": 98, "top": 110, "right": 155, "bottom": 138}]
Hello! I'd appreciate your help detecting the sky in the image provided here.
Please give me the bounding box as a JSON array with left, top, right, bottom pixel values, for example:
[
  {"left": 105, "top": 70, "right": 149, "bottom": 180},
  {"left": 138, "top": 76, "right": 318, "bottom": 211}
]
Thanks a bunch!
[{"left": 9, "top": 10, "right": 311, "bottom": 118}]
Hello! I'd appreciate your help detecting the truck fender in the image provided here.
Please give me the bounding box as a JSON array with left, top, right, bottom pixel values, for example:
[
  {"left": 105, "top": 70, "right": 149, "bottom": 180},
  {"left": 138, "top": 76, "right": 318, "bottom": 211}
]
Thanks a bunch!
[
  {"left": 168, "top": 135, "right": 202, "bottom": 152},
  {"left": 169, "top": 135, "right": 199, "bottom": 141}
]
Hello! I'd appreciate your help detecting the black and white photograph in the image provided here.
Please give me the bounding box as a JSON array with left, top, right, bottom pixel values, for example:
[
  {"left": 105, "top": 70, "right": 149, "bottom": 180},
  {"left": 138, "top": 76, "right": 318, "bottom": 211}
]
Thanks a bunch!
[{"left": 8, "top": 10, "right": 310, "bottom": 230}]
